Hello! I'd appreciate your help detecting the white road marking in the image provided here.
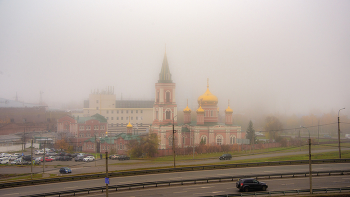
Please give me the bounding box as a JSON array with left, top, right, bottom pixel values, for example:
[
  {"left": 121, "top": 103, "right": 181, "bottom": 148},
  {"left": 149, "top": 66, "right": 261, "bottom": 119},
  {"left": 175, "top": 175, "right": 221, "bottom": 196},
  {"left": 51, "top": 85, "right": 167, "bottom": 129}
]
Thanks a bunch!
[
  {"left": 3, "top": 193, "right": 19, "bottom": 196},
  {"left": 212, "top": 191, "right": 224, "bottom": 193},
  {"left": 201, "top": 186, "right": 213, "bottom": 188}
]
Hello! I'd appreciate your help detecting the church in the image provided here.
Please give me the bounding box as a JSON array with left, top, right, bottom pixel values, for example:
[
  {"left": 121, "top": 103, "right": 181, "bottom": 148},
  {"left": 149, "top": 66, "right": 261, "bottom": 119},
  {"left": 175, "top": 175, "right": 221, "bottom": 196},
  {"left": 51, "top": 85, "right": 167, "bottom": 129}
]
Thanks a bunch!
[{"left": 150, "top": 51, "right": 245, "bottom": 150}]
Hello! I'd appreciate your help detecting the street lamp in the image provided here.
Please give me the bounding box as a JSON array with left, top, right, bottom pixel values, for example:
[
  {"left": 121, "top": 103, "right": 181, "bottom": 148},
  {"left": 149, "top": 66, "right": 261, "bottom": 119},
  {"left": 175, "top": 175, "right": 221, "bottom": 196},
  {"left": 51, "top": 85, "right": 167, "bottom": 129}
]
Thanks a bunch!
[
  {"left": 173, "top": 115, "right": 177, "bottom": 168},
  {"left": 302, "top": 126, "right": 312, "bottom": 194},
  {"left": 338, "top": 108, "right": 345, "bottom": 159}
]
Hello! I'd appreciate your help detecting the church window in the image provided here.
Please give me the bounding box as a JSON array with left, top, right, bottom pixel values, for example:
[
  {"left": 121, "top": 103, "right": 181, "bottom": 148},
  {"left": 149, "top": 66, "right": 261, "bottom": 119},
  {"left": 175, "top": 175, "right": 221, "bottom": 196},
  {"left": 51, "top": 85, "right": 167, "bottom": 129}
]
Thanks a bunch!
[
  {"left": 131, "top": 117, "right": 133, "bottom": 120},
  {"left": 141, "top": 110, "right": 143, "bottom": 113},
  {"left": 230, "top": 136, "right": 235, "bottom": 144},
  {"left": 126, "top": 117, "right": 129, "bottom": 120},
  {"left": 107, "top": 110, "right": 109, "bottom": 114},
  {"left": 96, "top": 100, "right": 99, "bottom": 103},
  {"left": 211, "top": 111, "right": 213, "bottom": 117},
  {"left": 111, "top": 117, "right": 113, "bottom": 120},
  {"left": 200, "top": 136, "right": 207, "bottom": 145},
  {"left": 126, "top": 110, "right": 128, "bottom": 113},
  {"left": 166, "top": 111, "right": 171, "bottom": 120},
  {"left": 136, "top": 110, "right": 138, "bottom": 113},
  {"left": 117, "top": 110, "right": 119, "bottom": 114},
  {"left": 106, "top": 117, "right": 109, "bottom": 120},
  {"left": 183, "top": 137, "right": 185, "bottom": 145},
  {"left": 136, "top": 117, "right": 138, "bottom": 120},
  {"left": 156, "top": 111, "right": 159, "bottom": 120},
  {"left": 216, "top": 135, "right": 223, "bottom": 145},
  {"left": 166, "top": 92, "right": 170, "bottom": 102},
  {"left": 121, "top": 117, "right": 123, "bottom": 120},
  {"left": 117, "top": 117, "right": 119, "bottom": 120},
  {"left": 111, "top": 110, "right": 114, "bottom": 114},
  {"left": 157, "top": 92, "right": 159, "bottom": 103},
  {"left": 121, "top": 110, "right": 123, "bottom": 113},
  {"left": 131, "top": 110, "right": 133, "bottom": 113}
]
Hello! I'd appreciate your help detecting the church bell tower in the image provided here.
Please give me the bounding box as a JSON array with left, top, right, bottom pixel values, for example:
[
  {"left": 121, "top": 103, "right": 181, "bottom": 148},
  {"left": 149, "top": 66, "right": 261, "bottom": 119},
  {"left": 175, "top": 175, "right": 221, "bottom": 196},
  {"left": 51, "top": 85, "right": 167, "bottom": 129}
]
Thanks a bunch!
[{"left": 153, "top": 50, "right": 177, "bottom": 125}]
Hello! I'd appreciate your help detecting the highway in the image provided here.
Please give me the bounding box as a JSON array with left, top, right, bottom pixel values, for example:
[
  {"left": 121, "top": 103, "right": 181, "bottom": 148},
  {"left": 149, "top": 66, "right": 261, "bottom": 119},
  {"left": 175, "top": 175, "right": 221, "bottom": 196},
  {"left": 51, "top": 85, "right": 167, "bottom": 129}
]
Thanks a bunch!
[
  {"left": 90, "top": 176, "right": 350, "bottom": 197},
  {"left": 1, "top": 163, "right": 349, "bottom": 196}
]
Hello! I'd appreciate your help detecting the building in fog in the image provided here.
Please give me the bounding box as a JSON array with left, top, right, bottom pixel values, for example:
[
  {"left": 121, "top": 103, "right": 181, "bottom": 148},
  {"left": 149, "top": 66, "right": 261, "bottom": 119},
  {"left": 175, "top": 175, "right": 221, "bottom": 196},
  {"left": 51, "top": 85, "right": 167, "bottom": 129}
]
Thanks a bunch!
[
  {"left": 57, "top": 114, "right": 107, "bottom": 151},
  {"left": 150, "top": 52, "right": 245, "bottom": 149},
  {"left": 82, "top": 89, "right": 153, "bottom": 135}
]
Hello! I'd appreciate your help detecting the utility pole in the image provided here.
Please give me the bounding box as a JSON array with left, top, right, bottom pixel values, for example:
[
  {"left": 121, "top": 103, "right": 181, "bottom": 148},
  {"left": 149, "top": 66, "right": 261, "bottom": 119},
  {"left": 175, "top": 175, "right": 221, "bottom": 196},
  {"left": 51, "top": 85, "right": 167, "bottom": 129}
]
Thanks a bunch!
[
  {"left": 105, "top": 151, "right": 109, "bottom": 197},
  {"left": 318, "top": 120, "right": 320, "bottom": 145},
  {"left": 43, "top": 141, "right": 46, "bottom": 174},
  {"left": 31, "top": 139, "right": 33, "bottom": 179},
  {"left": 173, "top": 119, "right": 175, "bottom": 168},
  {"left": 338, "top": 108, "right": 345, "bottom": 159},
  {"left": 309, "top": 137, "right": 312, "bottom": 194}
]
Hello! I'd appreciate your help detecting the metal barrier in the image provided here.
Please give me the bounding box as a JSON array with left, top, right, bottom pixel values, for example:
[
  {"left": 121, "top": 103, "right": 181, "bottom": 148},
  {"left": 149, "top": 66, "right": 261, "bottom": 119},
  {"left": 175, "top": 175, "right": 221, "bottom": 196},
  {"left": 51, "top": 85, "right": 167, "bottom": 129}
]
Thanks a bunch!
[
  {"left": 2, "top": 158, "right": 349, "bottom": 189},
  {"left": 201, "top": 187, "right": 350, "bottom": 196},
  {"left": 19, "top": 170, "right": 350, "bottom": 197}
]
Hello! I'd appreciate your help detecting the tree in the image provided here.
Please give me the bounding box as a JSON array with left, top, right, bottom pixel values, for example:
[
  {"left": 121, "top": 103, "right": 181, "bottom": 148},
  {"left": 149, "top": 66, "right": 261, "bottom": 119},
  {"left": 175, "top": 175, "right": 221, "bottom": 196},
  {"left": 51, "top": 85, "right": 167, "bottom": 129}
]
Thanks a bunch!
[
  {"left": 246, "top": 120, "right": 256, "bottom": 144},
  {"left": 127, "top": 133, "right": 159, "bottom": 158},
  {"left": 264, "top": 116, "right": 283, "bottom": 141}
]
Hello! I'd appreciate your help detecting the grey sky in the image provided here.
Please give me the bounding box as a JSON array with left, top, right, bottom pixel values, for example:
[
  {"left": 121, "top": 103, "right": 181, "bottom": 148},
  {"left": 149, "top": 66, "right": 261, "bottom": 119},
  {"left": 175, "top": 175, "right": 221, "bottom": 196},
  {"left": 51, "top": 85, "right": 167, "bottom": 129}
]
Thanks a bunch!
[{"left": 0, "top": 0, "right": 349, "bottom": 116}]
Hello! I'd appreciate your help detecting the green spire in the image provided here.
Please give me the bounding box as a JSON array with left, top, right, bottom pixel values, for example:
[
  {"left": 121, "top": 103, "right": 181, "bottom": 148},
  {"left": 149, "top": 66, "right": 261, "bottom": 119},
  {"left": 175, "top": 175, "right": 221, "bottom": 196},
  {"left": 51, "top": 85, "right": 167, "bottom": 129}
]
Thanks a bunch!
[{"left": 158, "top": 51, "right": 172, "bottom": 83}]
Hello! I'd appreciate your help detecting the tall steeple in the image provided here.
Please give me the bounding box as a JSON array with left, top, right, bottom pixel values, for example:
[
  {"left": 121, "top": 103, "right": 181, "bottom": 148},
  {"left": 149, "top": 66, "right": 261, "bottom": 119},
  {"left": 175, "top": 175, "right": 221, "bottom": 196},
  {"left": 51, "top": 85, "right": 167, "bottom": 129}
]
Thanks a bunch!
[{"left": 158, "top": 50, "right": 172, "bottom": 83}]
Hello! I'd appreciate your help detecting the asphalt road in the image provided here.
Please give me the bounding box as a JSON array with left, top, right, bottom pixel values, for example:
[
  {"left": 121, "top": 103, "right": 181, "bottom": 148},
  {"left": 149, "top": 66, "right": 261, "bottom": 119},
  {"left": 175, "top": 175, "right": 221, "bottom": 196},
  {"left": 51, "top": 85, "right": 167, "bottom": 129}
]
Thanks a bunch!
[
  {"left": 1, "top": 163, "right": 349, "bottom": 196},
  {"left": 89, "top": 176, "right": 350, "bottom": 197}
]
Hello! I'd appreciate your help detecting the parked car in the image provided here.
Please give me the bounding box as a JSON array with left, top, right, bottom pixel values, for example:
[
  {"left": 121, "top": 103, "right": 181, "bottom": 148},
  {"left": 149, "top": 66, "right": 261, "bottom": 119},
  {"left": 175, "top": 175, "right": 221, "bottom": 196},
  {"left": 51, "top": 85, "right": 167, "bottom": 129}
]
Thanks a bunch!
[
  {"left": 236, "top": 178, "right": 268, "bottom": 192},
  {"left": 62, "top": 156, "right": 72, "bottom": 161},
  {"left": 12, "top": 153, "right": 21, "bottom": 158},
  {"left": 74, "top": 156, "right": 84, "bottom": 162},
  {"left": 0, "top": 157, "right": 10, "bottom": 164},
  {"left": 41, "top": 157, "right": 53, "bottom": 162},
  {"left": 110, "top": 154, "right": 119, "bottom": 160},
  {"left": 0, "top": 153, "right": 11, "bottom": 158},
  {"left": 11, "top": 158, "right": 22, "bottom": 165},
  {"left": 118, "top": 155, "right": 130, "bottom": 160},
  {"left": 35, "top": 150, "right": 44, "bottom": 155},
  {"left": 48, "top": 156, "right": 56, "bottom": 161},
  {"left": 22, "top": 155, "right": 32, "bottom": 161},
  {"left": 219, "top": 154, "right": 232, "bottom": 160},
  {"left": 59, "top": 167, "right": 72, "bottom": 174},
  {"left": 83, "top": 156, "right": 95, "bottom": 162}
]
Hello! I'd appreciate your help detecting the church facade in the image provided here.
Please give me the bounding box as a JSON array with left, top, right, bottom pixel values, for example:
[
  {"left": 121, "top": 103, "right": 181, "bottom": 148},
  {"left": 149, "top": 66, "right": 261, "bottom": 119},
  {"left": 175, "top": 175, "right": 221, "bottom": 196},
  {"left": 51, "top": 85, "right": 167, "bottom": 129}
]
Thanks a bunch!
[{"left": 150, "top": 52, "right": 245, "bottom": 150}]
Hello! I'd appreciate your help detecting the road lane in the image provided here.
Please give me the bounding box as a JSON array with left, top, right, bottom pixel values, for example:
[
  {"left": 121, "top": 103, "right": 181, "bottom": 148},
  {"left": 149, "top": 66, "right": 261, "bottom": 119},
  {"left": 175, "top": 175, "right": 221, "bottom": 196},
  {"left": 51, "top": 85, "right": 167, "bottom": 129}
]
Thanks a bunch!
[{"left": 1, "top": 163, "right": 349, "bottom": 196}]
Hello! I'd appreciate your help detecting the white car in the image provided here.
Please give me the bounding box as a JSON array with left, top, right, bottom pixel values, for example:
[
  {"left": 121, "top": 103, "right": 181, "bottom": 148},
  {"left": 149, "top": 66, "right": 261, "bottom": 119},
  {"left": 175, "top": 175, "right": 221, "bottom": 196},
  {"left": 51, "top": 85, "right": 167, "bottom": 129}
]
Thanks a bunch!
[
  {"left": 0, "top": 157, "right": 9, "bottom": 164},
  {"left": 83, "top": 156, "right": 95, "bottom": 162},
  {"left": 35, "top": 150, "right": 44, "bottom": 155},
  {"left": 0, "top": 153, "right": 11, "bottom": 158}
]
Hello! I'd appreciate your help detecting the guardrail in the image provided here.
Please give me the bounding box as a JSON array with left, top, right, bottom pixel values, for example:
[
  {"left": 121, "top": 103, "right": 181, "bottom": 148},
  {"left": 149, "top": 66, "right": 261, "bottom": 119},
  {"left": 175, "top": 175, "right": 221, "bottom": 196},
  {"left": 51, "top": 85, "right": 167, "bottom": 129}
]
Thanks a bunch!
[
  {"left": 2, "top": 158, "right": 349, "bottom": 189},
  {"left": 19, "top": 170, "right": 350, "bottom": 197},
  {"left": 201, "top": 187, "right": 350, "bottom": 197}
]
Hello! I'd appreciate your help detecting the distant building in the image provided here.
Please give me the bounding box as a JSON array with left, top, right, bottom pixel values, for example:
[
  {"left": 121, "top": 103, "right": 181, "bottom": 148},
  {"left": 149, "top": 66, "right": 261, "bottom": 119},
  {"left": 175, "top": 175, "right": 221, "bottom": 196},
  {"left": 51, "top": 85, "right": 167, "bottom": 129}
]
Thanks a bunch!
[
  {"left": 150, "top": 51, "right": 246, "bottom": 150},
  {"left": 82, "top": 120, "right": 140, "bottom": 154},
  {"left": 57, "top": 114, "right": 107, "bottom": 151},
  {"left": 82, "top": 89, "right": 153, "bottom": 134}
]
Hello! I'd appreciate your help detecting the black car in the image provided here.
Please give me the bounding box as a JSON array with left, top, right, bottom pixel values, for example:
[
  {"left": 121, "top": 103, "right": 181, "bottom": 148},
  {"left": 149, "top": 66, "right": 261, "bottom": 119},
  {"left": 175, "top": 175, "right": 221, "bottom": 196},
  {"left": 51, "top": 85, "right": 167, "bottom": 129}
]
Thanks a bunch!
[
  {"left": 236, "top": 178, "right": 268, "bottom": 192},
  {"left": 219, "top": 154, "right": 232, "bottom": 160},
  {"left": 118, "top": 155, "right": 130, "bottom": 160},
  {"left": 62, "top": 156, "right": 72, "bottom": 161}
]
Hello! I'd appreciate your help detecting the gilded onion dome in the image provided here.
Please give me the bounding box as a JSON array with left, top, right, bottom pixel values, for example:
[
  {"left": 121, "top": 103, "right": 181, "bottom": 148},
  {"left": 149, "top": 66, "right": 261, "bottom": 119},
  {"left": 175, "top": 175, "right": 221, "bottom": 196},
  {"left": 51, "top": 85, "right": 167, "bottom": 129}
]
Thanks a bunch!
[
  {"left": 196, "top": 104, "right": 205, "bottom": 113},
  {"left": 127, "top": 120, "right": 133, "bottom": 128},
  {"left": 197, "top": 79, "right": 218, "bottom": 105},
  {"left": 225, "top": 100, "right": 233, "bottom": 113},
  {"left": 183, "top": 99, "right": 191, "bottom": 112}
]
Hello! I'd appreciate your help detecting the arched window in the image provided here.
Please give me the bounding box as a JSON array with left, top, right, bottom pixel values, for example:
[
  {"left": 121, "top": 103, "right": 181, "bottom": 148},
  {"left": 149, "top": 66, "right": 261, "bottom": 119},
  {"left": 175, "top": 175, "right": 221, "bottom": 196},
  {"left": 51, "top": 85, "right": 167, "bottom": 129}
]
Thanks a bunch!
[
  {"left": 200, "top": 135, "right": 207, "bottom": 145},
  {"left": 216, "top": 135, "right": 223, "bottom": 145},
  {"left": 230, "top": 136, "right": 236, "bottom": 144},
  {"left": 166, "top": 111, "right": 171, "bottom": 119},
  {"left": 169, "top": 136, "right": 173, "bottom": 147}
]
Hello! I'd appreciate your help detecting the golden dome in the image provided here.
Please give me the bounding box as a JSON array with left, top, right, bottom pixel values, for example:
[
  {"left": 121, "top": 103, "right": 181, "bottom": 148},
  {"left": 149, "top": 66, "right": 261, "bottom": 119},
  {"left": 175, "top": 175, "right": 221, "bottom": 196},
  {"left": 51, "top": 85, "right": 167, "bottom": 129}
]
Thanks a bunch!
[
  {"left": 127, "top": 120, "right": 133, "bottom": 128},
  {"left": 183, "top": 99, "right": 191, "bottom": 112},
  {"left": 197, "top": 79, "right": 218, "bottom": 105},
  {"left": 196, "top": 105, "right": 205, "bottom": 113},
  {"left": 225, "top": 100, "right": 233, "bottom": 113}
]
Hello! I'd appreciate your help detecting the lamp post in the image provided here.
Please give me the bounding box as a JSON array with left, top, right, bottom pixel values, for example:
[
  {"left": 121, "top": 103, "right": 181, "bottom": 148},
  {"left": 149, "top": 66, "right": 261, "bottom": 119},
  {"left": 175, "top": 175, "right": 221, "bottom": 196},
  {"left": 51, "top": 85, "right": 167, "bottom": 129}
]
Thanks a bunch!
[
  {"left": 338, "top": 108, "right": 345, "bottom": 159},
  {"left": 173, "top": 115, "right": 177, "bottom": 168},
  {"left": 302, "top": 126, "right": 312, "bottom": 194}
]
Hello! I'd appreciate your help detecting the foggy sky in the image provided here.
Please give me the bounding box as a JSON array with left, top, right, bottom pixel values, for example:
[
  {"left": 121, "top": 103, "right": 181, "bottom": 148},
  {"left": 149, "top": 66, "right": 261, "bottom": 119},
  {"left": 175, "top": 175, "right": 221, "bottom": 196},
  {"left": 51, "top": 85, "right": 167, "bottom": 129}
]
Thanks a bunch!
[{"left": 1, "top": 0, "right": 349, "bottom": 116}]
